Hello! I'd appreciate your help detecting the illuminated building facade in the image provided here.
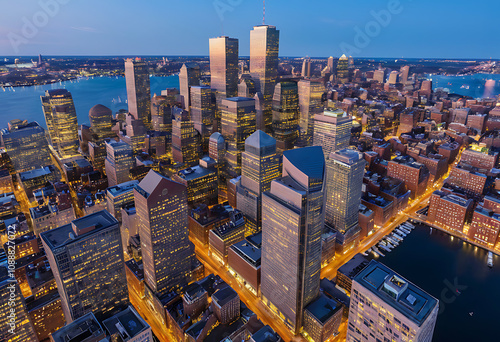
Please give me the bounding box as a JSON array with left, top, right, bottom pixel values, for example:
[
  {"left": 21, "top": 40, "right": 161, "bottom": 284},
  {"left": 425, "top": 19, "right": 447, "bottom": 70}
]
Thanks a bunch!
[
  {"left": 326, "top": 149, "right": 365, "bottom": 254},
  {"left": 179, "top": 63, "right": 201, "bottom": 110},
  {"left": 261, "top": 146, "right": 325, "bottom": 333},
  {"left": 89, "top": 104, "right": 114, "bottom": 141},
  {"left": 272, "top": 81, "right": 299, "bottom": 152},
  {"left": 336, "top": 54, "right": 349, "bottom": 84},
  {"left": 40, "top": 210, "right": 128, "bottom": 322},
  {"left": 387, "top": 156, "right": 429, "bottom": 199},
  {"left": 467, "top": 206, "right": 500, "bottom": 247},
  {"left": 172, "top": 164, "right": 218, "bottom": 208},
  {"left": 1, "top": 121, "right": 51, "bottom": 173},
  {"left": 125, "top": 58, "right": 151, "bottom": 129},
  {"left": 191, "top": 86, "right": 215, "bottom": 153},
  {"left": 104, "top": 140, "right": 134, "bottom": 187},
  {"left": 236, "top": 130, "right": 280, "bottom": 234},
  {"left": 151, "top": 94, "right": 173, "bottom": 133},
  {"left": 41, "top": 89, "right": 79, "bottom": 157},
  {"left": 134, "top": 170, "right": 194, "bottom": 295},
  {"left": 221, "top": 97, "right": 257, "bottom": 180},
  {"left": 171, "top": 109, "right": 200, "bottom": 167},
  {"left": 250, "top": 25, "right": 280, "bottom": 133},
  {"left": 427, "top": 191, "right": 474, "bottom": 233},
  {"left": 313, "top": 109, "right": 352, "bottom": 158},
  {"left": 347, "top": 260, "right": 439, "bottom": 342},
  {"left": 106, "top": 179, "right": 139, "bottom": 222},
  {"left": 209, "top": 210, "right": 246, "bottom": 265},
  {"left": 298, "top": 80, "right": 325, "bottom": 146}
]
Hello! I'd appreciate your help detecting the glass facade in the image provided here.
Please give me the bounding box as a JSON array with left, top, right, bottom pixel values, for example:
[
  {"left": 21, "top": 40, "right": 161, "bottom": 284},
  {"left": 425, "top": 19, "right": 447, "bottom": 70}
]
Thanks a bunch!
[
  {"left": 298, "top": 80, "right": 325, "bottom": 146},
  {"left": 172, "top": 110, "right": 200, "bottom": 167},
  {"left": 337, "top": 54, "right": 349, "bottom": 83},
  {"left": 313, "top": 109, "right": 352, "bottom": 158},
  {"left": 104, "top": 140, "right": 135, "bottom": 187},
  {"left": 89, "top": 104, "right": 114, "bottom": 141},
  {"left": 125, "top": 58, "right": 151, "bottom": 129},
  {"left": 250, "top": 25, "right": 280, "bottom": 133},
  {"left": 179, "top": 63, "right": 200, "bottom": 110},
  {"left": 191, "top": 86, "right": 215, "bottom": 153},
  {"left": 272, "top": 81, "right": 299, "bottom": 152}
]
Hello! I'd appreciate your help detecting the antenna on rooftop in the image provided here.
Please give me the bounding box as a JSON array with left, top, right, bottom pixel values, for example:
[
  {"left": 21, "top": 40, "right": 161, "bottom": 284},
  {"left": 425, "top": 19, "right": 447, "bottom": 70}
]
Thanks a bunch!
[{"left": 263, "top": 0, "right": 266, "bottom": 25}]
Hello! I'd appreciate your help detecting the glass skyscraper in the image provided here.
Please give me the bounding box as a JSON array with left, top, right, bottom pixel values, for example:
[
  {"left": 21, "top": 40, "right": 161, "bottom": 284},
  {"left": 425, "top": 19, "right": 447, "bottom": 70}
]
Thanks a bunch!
[
  {"left": 190, "top": 85, "right": 215, "bottom": 153},
  {"left": 40, "top": 210, "right": 128, "bottom": 322},
  {"left": 336, "top": 54, "right": 349, "bottom": 84},
  {"left": 89, "top": 104, "right": 114, "bottom": 141},
  {"left": 134, "top": 170, "right": 194, "bottom": 295},
  {"left": 298, "top": 80, "right": 325, "bottom": 146},
  {"left": 261, "top": 146, "right": 325, "bottom": 333},
  {"left": 250, "top": 25, "right": 280, "bottom": 133},
  {"left": 272, "top": 81, "right": 299, "bottom": 152},
  {"left": 125, "top": 58, "right": 151, "bottom": 129},
  {"left": 171, "top": 109, "right": 200, "bottom": 167},
  {"left": 41, "top": 89, "right": 79, "bottom": 158},
  {"left": 179, "top": 63, "right": 201, "bottom": 111},
  {"left": 104, "top": 140, "right": 135, "bottom": 187},
  {"left": 313, "top": 109, "right": 352, "bottom": 158}
]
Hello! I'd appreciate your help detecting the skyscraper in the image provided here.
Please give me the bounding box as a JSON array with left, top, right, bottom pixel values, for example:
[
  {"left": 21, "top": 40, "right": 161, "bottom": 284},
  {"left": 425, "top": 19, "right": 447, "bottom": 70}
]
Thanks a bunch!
[
  {"left": 347, "top": 260, "right": 438, "bottom": 342},
  {"left": 313, "top": 109, "right": 352, "bottom": 157},
  {"left": 261, "top": 146, "right": 325, "bottom": 333},
  {"left": 210, "top": 36, "right": 239, "bottom": 123},
  {"left": 221, "top": 97, "right": 257, "bottom": 180},
  {"left": 336, "top": 54, "right": 349, "bottom": 83},
  {"left": 400, "top": 65, "right": 410, "bottom": 84},
  {"left": 104, "top": 140, "right": 135, "bottom": 187},
  {"left": 191, "top": 85, "right": 215, "bottom": 153},
  {"left": 179, "top": 63, "right": 201, "bottom": 110},
  {"left": 298, "top": 80, "right": 325, "bottom": 146},
  {"left": 1, "top": 121, "right": 51, "bottom": 173},
  {"left": 209, "top": 132, "right": 227, "bottom": 202},
  {"left": 327, "top": 56, "right": 335, "bottom": 73},
  {"left": 237, "top": 130, "right": 280, "bottom": 234},
  {"left": 171, "top": 109, "right": 200, "bottom": 167},
  {"left": 125, "top": 58, "right": 151, "bottom": 129},
  {"left": 40, "top": 210, "right": 128, "bottom": 322},
  {"left": 301, "top": 58, "right": 311, "bottom": 77},
  {"left": 272, "top": 81, "right": 299, "bottom": 152},
  {"left": 134, "top": 170, "right": 194, "bottom": 295},
  {"left": 325, "top": 149, "right": 365, "bottom": 254},
  {"left": 89, "top": 104, "right": 114, "bottom": 141},
  {"left": 250, "top": 25, "right": 280, "bottom": 133},
  {"left": 41, "top": 89, "right": 79, "bottom": 157}
]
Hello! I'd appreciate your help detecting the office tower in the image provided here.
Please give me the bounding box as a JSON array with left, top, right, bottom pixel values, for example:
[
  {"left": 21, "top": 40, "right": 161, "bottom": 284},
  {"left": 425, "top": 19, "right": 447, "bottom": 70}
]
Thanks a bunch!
[
  {"left": 89, "top": 104, "right": 114, "bottom": 141},
  {"left": 41, "top": 89, "right": 79, "bottom": 157},
  {"left": 1, "top": 121, "right": 51, "bottom": 172},
  {"left": 41, "top": 211, "right": 128, "bottom": 322},
  {"left": 327, "top": 56, "right": 335, "bottom": 73},
  {"left": 261, "top": 146, "right": 326, "bottom": 333},
  {"left": 173, "top": 163, "right": 218, "bottom": 208},
  {"left": 237, "top": 130, "right": 280, "bottom": 233},
  {"left": 134, "top": 170, "right": 193, "bottom": 295},
  {"left": 210, "top": 132, "right": 227, "bottom": 202},
  {"left": 313, "top": 109, "right": 352, "bottom": 157},
  {"left": 336, "top": 54, "right": 349, "bottom": 83},
  {"left": 239, "top": 76, "right": 257, "bottom": 98},
  {"left": 400, "top": 65, "right": 410, "bottom": 84},
  {"left": 298, "top": 80, "right": 325, "bottom": 146},
  {"left": 326, "top": 149, "right": 365, "bottom": 253},
  {"left": 272, "top": 81, "right": 299, "bottom": 152},
  {"left": 301, "top": 58, "right": 311, "bottom": 77},
  {"left": 347, "top": 260, "right": 439, "bottom": 342},
  {"left": 171, "top": 109, "right": 200, "bottom": 167},
  {"left": 373, "top": 69, "right": 385, "bottom": 83},
  {"left": 388, "top": 70, "right": 399, "bottom": 85},
  {"left": 191, "top": 85, "right": 215, "bottom": 153},
  {"left": 151, "top": 94, "right": 173, "bottom": 132},
  {"left": 250, "top": 25, "right": 280, "bottom": 133},
  {"left": 210, "top": 36, "right": 239, "bottom": 121},
  {"left": 179, "top": 63, "right": 201, "bottom": 110},
  {"left": 0, "top": 266, "right": 38, "bottom": 341},
  {"left": 104, "top": 140, "right": 135, "bottom": 187},
  {"left": 125, "top": 58, "right": 151, "bottom": 129},
  {"left": 106, "top": 179, "right": 139, "bottom": 222},
  {"left": 221, "top": 97, "right": 257, "bottom": 179}
]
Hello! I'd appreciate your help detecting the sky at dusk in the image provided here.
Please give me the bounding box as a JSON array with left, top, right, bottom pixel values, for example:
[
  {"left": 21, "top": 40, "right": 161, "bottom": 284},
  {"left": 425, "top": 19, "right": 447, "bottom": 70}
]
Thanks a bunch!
[{"left": 0, "top": 0, "right": 499, "bottom": 58}]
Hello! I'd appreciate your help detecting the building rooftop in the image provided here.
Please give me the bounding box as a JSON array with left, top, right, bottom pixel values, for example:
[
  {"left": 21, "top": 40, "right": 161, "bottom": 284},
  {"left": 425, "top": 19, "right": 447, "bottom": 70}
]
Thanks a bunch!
[
  {"left": 212, "top": 211, "right": 245, "bottom": 238},
  {"left": 305, "top": 294, "right": 342, "bottom": 325},
  {"left": 354, "top": 260, "right": 438, "bottom": 326},
  {"left": 245, "top": 130, "right": 276, "bottom": 156},
  {"left": 19, "top": 166, "right": 53, "bottom": 181},
  {"left": 283, "top": 146, "right": 325, "bottom": 189},
  {"left": 107, "top": 180, "right": 139, "bottom": 197},
  {"left": 102, "top": 306, "right": 149, "bottom": 341},
  {"left": 230, "top": 238, "right": 261, "bottom": 267},
  {"left": 251, "top": 325, "right": 281, "bottom": 342},
  {"left": 225, "top": 96, "right": 255, "bottom": 102},
  {"left": 50, "top": 312, "right": 104, "bottom": 342},
  {"left": 177, "top": 165, "right": 215, "bottom": 181},
  {"left": 338, "top": 253, "right": 370, "bottom": 280},
  {"left": 212, "top": 286, "right": 239, "bottom": 307}
]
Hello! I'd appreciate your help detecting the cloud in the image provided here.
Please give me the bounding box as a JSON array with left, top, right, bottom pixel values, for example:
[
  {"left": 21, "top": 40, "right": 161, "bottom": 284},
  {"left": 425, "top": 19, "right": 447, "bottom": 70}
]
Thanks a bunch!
[{"left": 70, "top": 26, "right": 99, "bottom": 33}]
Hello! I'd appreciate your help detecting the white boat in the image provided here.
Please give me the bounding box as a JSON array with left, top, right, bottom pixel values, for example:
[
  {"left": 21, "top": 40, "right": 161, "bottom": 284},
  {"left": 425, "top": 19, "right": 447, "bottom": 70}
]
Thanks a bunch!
[
  {"left": 379, "top": 244, "right": 391, "bottom": 253},
  {"left": 488, "top": 252, "right": 493, "bottom": 268},
  {"left": 395, "top": 229, "right": 407, "bottom": 237},
  {"left": 402, "top": 224, "right": 413, "bottom": 231},
  {"left": 361, "top": 250, "right": 368, "bottom": 256},
  {"left": 405, "top": 222, "right": 415, "bottom": 229},
  {"left": 392, "top": 233, "right": 404, "bottom": 241},
  {"left": 387, "top": 237, "right": 399, "bottom": 245},
  {"left": 400, "top": 227, "right": 411, "bottom": 234}
]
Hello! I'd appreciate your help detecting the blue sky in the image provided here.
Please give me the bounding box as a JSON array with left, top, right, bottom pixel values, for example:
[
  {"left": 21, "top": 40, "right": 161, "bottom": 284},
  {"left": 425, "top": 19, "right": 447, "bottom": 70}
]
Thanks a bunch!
[{"left": 0, "top": 0, "right": 498, "bottom": 58}]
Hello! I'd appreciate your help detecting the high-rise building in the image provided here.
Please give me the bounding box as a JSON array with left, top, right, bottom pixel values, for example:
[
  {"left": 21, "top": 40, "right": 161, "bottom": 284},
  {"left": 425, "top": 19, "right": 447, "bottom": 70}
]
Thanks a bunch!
[
  {"left": 301, "top": 58, "right": 311, "bottom": 77},
  {"left": 336, "top": 54, "right": 349, "bottom": 83},
  {"left": 134, "top": 170, "right": 194, "bottom": 295},
  {"left": 191, "top": 86, "right": 215, "bottom": 153},
  {"left": 106, "top": 179, "right": 139, "bottom": 222},
  {"left": 151, "top": 94, "right": 173, "bottom": 133},
  {"left": 298, "top": 80, "right": 325, "bottom": 146},
  {"left": 237, "top": 130, "right": 280, "bottom": 233},
  {"left": 272, "top": 81, "right": 299, "bottom": 152},
  {"left": 0, "top": 266, "right": 38, "bottom": 341},
  {"left": 210, "top": 36, "right": 239, "bottom": 123},
  {"left": 41, "top": 89, "right": 79, "bottom": 157},
  {"left": 221, "top": 97, "right": 257, "bottom": 179},
  {"left": 261, "top": 146, "right": 325, "bottom": 333},
  {"left": 326, "top": 149, "right": 365, "bottom": 254},
  {"left": 1, "top": 121, "right": 51, "bottom": 173},
  {"left": 171, "top": 109, "right": 200, "bottom": 167},
  {"left": 313, "top": 109, "right": 352, "bottom": 157},
  {"left": 400, "top": 65, "right": 410, "bottom": 84},
  {"left": 41, "top": 210, "right": 128, "bottom": 322},
  {"left": 125, "top": 58, "right": 151, "bottom": 129},
  {"left": 209, "top": 132, "right": 227, "bottom": 202},
  {"left": 179, "top": 63, "right": 201, "bottom": 111},
  {"left": 104, "top": 140, "right": 135, "bottom": 187},
  {"left": 250, "top": 25, "right": 280, "bottom": 133},
  {"left": 347, "top": 260, "right": 439, "bottom": 342},
  {"left": 327, "top": 56, "right": 335, "bottom": 73},
  {"left": 89, "top": 104, "right": 114, "bottom": 141}
]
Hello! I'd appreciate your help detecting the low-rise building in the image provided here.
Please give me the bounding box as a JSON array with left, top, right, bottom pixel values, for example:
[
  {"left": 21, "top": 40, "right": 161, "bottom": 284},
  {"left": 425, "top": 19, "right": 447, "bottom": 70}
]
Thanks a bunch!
[
  {"left": 427, "top": 190, "right": 474, "bottom": 233},
  {"left": 228, "top": 232, "right": 262, "bottom": 295},
  {"left": 303, "top": 294, "right": 343, "bottom": 342},
  {"left": 189, "top": 204, "right": 234, "bottom": 245},
  {"left": 102, "top": 305, "right": 152, "bottom": 342},
  {"left": 336, "top": 253, "right": 370, "bottom": 294},
  {"left": 50, "top": 312, "right": 105, "bottom": 342},
  {"left": 467, "top": 206, "right": 500, "bottom": 248},
  {"left": 212, "top": 286, "right": 240, "bottom": 324},
  {"left": 209, "top": 211, "right": 246, "bottom": 265}
]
